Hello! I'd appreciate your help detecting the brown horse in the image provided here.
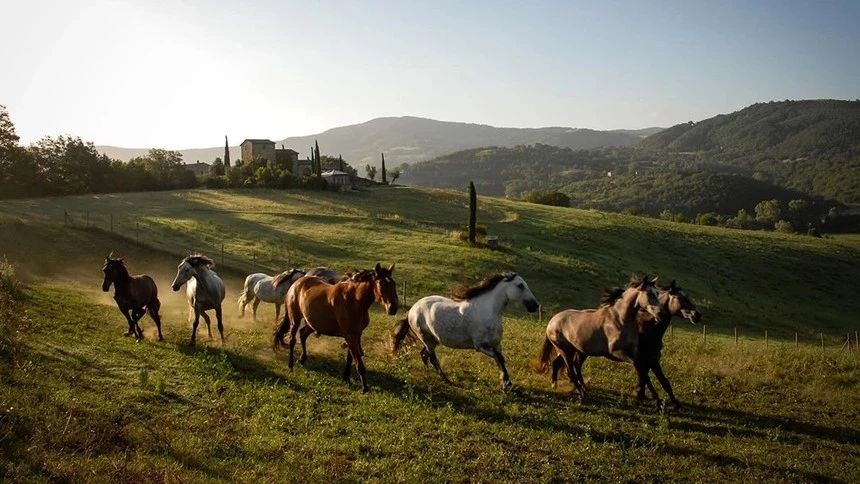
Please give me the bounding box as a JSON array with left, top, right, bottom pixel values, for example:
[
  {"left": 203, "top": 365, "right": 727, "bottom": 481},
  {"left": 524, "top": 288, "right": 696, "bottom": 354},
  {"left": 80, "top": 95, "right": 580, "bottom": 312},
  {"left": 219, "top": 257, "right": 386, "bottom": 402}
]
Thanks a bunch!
[
  {"left": 101, "top": 255, "right": 163, "bottom": 341},
  {"left": 533, "top": 276, "right": 661, "bottom": 397},
  {"left": 602, "top": 280, "right": 702, "bottom": 408},
  {"left": 274, "top": 263, "right": 399, "bottom": 393}
]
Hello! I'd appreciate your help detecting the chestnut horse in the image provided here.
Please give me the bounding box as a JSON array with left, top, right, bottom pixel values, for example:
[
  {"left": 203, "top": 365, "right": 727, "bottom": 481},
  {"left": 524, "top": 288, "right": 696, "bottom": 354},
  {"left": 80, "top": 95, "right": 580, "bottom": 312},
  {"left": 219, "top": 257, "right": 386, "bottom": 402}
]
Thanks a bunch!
[
  {"left": 101, "top": 255, "right": 163, "bottom": 341},
  {"left": 274, "top": 263, "right": 399, "bottom": 393}
]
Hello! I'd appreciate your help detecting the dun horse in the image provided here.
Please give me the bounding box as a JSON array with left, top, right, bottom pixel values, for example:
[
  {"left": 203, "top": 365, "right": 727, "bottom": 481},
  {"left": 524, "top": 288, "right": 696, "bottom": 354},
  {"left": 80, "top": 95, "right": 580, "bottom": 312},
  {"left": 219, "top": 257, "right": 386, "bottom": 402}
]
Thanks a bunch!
[
  {"left": 274, "top": 263, "right": 399, "bottom": 393},
  {"left": 171, "top": 255, "right": 226, "bottom": 345},
  {"left": 391, "top": 272, "right": 539, "bottom": 388},
  {"left": 601, "top": 280, "right": 701, "bottom": 408},
  {"left": 101, "top": 255, "right": 163, "bottom": 341},
  {"left": 533, "top": 276, "right": 661, "bottom": 396}
]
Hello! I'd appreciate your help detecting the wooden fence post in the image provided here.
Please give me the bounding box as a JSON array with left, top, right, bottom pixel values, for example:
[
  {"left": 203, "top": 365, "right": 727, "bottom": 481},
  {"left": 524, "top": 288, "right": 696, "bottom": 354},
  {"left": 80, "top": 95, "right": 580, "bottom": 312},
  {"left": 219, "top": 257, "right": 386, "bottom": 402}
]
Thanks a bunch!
[
  {"left": 855, "top": 331, "right": 859, "bottom": 352},
  {"left": 820, "top": 333, "right": 825, "bottom": 356},
  {"left": 221, "top": 243, "right": 225, "bottom": 267},
  {"left": 734, "top": 327, "right": 738, "bottom": 345},
  {"left": 765, "top": 329, "right": 768, "bottom": 348},
  {"left": 795, "top": 332, "right": 798, "bottom": 348},
  {"left": 702, "top": 324, "right": 706, "bottom": 343}
]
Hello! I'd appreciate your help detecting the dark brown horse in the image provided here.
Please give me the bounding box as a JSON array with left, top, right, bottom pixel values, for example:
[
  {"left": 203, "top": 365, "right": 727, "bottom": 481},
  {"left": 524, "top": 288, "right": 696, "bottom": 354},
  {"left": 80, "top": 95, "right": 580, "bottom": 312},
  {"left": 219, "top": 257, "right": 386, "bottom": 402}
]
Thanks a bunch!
[
  {"left": 274, "top": 263, "right": 399, "bottom": 393},
  {"left": 101, "top": 255, "right": 163, "bottom": 341},
  {"left": 601, "top": 280, "right": 702, "bottom": 408}
]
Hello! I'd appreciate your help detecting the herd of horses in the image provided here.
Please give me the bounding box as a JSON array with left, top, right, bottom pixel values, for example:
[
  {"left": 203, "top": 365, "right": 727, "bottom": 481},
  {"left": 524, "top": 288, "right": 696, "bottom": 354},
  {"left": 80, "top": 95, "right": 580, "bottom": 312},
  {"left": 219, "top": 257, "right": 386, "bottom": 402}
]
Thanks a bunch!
[{"left": 101, "top": 254, "right": 702, "bottom": 407}]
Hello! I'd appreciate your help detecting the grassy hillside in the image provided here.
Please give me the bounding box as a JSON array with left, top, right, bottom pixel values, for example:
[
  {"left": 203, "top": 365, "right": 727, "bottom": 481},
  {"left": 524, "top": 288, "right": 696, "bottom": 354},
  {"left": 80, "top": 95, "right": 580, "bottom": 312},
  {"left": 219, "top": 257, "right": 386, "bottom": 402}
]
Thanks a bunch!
[{"left": 1, "top": 187, "right": 859, "bottom": 481}]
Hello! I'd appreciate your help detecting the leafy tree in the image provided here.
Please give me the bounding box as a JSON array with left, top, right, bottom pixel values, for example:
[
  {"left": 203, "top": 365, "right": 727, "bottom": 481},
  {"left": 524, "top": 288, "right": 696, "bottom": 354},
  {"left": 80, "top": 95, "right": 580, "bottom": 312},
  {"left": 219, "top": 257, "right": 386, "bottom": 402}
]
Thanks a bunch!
[
  {"left": 696, "top": 212, "right": 720, "bottom": 226},
  {"left": 755, "top": 199, "right": 782, "bottom": 225},
  {"left": 365, "top": 164, "right": 377, "bottom": 181},
  {"left": 210, "top": 157, "right": 225, "bottom": 176},
  {"left": 389, "top": 168, "right": 401, "bottom": 185}
]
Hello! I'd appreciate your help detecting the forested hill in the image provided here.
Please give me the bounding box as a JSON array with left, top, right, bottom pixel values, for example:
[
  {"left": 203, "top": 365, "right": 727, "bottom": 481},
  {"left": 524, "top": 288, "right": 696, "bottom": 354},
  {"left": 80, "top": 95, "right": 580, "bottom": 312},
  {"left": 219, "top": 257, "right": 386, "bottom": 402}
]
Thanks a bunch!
[
  {"left": 640, "top": 99, "right": 860, "bottom": 155},
  {"left": 401, "top": 100, "right": 860, "bottom": 217}
]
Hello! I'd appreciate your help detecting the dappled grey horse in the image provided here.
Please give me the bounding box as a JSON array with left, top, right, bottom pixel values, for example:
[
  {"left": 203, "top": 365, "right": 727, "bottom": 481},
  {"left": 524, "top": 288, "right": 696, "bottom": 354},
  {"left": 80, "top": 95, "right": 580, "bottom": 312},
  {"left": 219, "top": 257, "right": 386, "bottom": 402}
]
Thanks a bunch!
[{"left": 171, "top": 255, "right": 226, "bottom": 345}]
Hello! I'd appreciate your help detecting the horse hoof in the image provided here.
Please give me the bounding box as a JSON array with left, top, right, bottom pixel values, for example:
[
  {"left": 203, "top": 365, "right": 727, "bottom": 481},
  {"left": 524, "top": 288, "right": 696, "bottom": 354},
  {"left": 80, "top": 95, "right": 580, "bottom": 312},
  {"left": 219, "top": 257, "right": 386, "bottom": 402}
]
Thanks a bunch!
[
  {"left": 361, "top": 386, "right": 370, "bottom": 394},
  {"left": 551, "top": 382, "right": 558, "bottom": 390}
]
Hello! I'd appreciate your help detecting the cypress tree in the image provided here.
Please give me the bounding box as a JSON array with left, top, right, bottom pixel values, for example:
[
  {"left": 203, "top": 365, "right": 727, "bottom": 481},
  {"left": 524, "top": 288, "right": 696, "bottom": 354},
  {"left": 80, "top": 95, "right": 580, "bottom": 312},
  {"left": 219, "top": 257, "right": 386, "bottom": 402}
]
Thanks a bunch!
[
  {"left": 381, "top": 152, "right": 387, "bottom": 184},
  {"left": 224, "top": 135, "right": 230, "bottom": 167},
  {"left": 339, "top": 154, "right": 344, "bottom": 171},
  {"left": 468, "top": 181, "right": 477, "bottom": 245},
  {"left": 314, "top": 140, "right": 321, "bottom": 176}
]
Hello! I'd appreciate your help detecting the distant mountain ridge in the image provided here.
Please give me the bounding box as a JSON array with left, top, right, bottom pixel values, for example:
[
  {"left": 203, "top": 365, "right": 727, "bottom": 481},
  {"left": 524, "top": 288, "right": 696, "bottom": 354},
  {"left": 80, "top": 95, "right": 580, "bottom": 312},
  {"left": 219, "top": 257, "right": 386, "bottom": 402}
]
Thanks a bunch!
[{"left": 95, "top": 116, "right": 661, "bottom": 166}]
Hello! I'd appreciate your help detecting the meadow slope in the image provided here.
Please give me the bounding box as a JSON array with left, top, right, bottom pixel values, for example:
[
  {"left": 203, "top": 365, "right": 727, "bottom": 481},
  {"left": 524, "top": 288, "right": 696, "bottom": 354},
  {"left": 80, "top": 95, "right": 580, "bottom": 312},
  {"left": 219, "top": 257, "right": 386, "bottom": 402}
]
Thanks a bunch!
[{"left": 1, "top": 187, "right": 858, "bottom": 481}]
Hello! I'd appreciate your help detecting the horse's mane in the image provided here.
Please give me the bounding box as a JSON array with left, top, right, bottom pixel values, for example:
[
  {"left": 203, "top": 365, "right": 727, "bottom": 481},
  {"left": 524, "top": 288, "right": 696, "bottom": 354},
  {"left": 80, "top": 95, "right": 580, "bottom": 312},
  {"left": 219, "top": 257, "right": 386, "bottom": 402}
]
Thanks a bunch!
[
  {"left": 183, "top": 254, "right": 215, "bottom": 268},
  {"left": 599, "top": 287, "right": 624, "bottom": 307},
  {"left": 347, "top": 269, "right": 375, "bottom": 282},
  {"left": 451, "top": 272, "right": 517, "bottom": 301},
  {"left": 272, "top": 268, "right": 305, "bottom": 287}
]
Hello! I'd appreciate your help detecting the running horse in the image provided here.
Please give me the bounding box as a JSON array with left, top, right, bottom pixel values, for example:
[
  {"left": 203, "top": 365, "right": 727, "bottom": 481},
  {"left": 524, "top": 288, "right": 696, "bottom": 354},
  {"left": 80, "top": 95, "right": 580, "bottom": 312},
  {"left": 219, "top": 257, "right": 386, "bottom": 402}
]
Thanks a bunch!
[
  {"left": 274, "top": 263, "right": 399, "bottom": 393},
  {"left": 101, "top": 255, "right": 163, "bottom": 341}
]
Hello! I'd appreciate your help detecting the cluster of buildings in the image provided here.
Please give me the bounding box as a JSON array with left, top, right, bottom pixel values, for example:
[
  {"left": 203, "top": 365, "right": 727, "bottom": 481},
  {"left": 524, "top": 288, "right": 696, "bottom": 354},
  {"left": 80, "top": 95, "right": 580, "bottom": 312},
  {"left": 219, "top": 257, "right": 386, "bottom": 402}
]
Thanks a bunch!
[{"left": 184, "top": 137, "right": 359, "bottom": 189}]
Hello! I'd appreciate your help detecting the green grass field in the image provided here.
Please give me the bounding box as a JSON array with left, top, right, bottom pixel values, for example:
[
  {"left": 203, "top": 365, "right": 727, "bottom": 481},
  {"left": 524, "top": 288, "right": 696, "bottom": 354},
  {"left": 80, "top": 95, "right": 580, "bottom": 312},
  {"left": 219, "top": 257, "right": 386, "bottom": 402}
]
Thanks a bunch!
[{"left": 1, "top": 187, "right": 858, "bottom": 481}]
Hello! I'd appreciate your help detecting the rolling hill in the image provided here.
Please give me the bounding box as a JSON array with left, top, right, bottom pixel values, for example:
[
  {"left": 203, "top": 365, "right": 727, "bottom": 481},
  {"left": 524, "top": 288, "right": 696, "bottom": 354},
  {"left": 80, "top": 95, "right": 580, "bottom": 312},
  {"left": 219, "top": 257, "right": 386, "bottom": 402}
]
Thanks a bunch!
[
  {"left": 0, "top": 187, "right": 858, "bottom": 481},
  {"left": 96, "top": 117, "right": 659, "bottom": 167}
]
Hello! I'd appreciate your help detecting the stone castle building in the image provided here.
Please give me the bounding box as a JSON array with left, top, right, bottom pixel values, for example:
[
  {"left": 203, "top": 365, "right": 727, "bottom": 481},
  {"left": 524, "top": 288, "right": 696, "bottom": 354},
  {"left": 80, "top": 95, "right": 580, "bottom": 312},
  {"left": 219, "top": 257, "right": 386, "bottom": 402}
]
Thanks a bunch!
[{"left": 240, "top": 139, "right": 313, "bottom": 176}]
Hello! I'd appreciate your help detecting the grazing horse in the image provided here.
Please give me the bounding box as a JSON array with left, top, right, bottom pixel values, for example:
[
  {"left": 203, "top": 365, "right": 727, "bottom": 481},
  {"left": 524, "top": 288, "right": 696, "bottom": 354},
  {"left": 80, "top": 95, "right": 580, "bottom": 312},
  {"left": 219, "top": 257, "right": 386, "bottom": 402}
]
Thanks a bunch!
[
  {"left": 101, "top": 255, "right": 163, "bottom": 341},
  {"left": 238, "top": 269, "right": 305, "bottom": 322},
  {"left": 274, "top": 263, "right": 399, "bottom": 393},
  {"left": 171, "top": 255, "right": 226, "bottom": 345},
  {"left": 391, "top": 272, "right": 539, "bottom": 388},
  {"left": 601, "top": 280, "right": 702, "bottom": 408},
  {"left": 533, "top": 276, "right": 662, "bottom": 397}
]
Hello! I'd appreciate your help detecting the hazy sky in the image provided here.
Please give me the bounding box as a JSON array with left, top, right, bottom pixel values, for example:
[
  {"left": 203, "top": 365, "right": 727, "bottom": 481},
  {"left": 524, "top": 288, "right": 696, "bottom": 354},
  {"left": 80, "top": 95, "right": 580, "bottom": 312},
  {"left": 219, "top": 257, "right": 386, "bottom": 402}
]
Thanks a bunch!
[{"left": 2, "top": 0, "right": 858, "bottom": 148}]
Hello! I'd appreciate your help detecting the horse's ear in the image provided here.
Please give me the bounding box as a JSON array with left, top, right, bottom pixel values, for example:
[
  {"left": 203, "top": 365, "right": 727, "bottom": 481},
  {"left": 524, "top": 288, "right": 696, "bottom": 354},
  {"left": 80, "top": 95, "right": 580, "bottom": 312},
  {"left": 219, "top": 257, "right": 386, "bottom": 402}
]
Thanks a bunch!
[
  {"left": 387, "top": 263, "right": 395, "bottom": 273},
  {"left": 670, "top": 279, "right": 677, "bottom": 291},
  {"left": 374, "top": 262, "right": 382, "bottom": 274}
]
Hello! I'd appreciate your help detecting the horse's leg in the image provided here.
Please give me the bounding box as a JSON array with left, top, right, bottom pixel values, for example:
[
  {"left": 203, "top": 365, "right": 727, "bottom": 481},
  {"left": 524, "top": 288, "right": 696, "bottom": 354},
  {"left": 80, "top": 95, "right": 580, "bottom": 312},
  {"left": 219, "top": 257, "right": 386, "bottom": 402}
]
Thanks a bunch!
[
  {"left": 573, "top": 353, "right": 588, "bottom": 396},
  {"left": 120, "top": 308, "right": 135, "bottom": 336},
  {"left": 287, "top": 315, "right": 303, "bottom": 369},
  {"left": 652, "top": 361, "right": 681, "bottom": 408},
  {"left": 298, "top": 324, "right": 314, "bottom": 364},
  {"left": 342, "top": 348, "right": 353, "bottom": 383},
  {"left": 252, "top": 298, "right": 260, "bottom": 322},
  {"left": 478, "top": 345, "right": 511, "bottom": 388},
  {"left": 131, "top": 308, "right": 145, "bottom": 341},
  {"left": 200, "top": 312, "right": 213, "bottom": 338},
  {"left": 148, "top": 298, "right": 163, "bottom": 341},
  {"left": 555, "top": 341, "right": 584, "bottom": 396},
  {"left": 345, "top": 335, "right": 369, "bottom": 393},
  {"left": 419, "top": 347, "right": 430, "bottom": 367},
  {"left": 215, "top": 305, "right": 225, "bottom": 343},
  {"left": 635, "top": 361, "right": 661, "bottom": 407},
  {"left": 190, "top": 308, "right": 201, "bottom": 346},
  {"left": 550, "top": 355, "right": 565, "bottom": 389},
  {"left": 425, "top": 344, "right": 452, "bottom": 384},
  {"left": 275, "top": 303, "right": 281, "bottom": 323}
]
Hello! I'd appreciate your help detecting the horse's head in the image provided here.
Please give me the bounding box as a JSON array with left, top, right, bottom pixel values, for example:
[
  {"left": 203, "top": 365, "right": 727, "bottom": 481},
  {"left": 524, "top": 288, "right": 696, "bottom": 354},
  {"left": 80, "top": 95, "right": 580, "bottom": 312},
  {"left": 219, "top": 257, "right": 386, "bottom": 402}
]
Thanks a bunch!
[
  {"left": 101, "top": 255, "right": 125, "bottom": 292},
  {"left": 172, "top": 255, "right": 214, "bottom": 291},
  {"left": 626, "top": 275, "right": 662, "bottom": 321},
  {"left": 371, "top": 263, "right": 399, "bottom": 315},
  {"left": 661, "top": 280, "right": 702, "bottom": 324},
  {"left": 501, "top": 272, "right": 540, "bottom": 313}
]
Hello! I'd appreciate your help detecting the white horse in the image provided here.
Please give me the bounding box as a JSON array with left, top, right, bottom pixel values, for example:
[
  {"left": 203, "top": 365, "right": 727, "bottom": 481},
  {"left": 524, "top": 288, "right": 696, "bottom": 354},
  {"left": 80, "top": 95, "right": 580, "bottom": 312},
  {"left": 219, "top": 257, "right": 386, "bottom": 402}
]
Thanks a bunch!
[
  {"left": 171, "top": 255, "right": 226, "bottom": 345},
  {"left": 238, "top": 269, "right": 305, "bottom": 321},
  {"left": 391, "top": 272, "right": 539, "bottom": 387}
]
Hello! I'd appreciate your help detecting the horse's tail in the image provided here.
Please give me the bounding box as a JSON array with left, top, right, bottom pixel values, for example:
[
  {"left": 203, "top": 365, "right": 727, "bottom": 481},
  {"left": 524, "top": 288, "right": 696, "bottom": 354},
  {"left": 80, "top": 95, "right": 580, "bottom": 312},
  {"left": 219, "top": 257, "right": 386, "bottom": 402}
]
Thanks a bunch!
[
  {"left": 238, "top": 280, "right": 253, "bottom": 318},
  {"left": 389, "top": 318, "right": 416, "bottom": 354},
  {"left": 532, "top": 336, "right": 554, "bottom": 374},
  {"left": 273, "top": 313, "right": 291, "bottom": 351}
]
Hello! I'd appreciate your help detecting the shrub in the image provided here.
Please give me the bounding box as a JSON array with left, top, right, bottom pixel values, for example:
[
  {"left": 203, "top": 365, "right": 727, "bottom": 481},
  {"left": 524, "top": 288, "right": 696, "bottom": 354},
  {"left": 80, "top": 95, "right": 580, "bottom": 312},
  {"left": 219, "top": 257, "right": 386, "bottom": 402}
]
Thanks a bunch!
[
  {"left": 774, "top": 219, "right": 795, "bottom": 233},
  {"left": 301, "top": 176, "right": 329, "bottom": 191},
  {"left": 523, "top": 190, "right": 570, "bottom": 207},
  {"left": 204, "top": 175, "right": 229, "bottom": 189}
]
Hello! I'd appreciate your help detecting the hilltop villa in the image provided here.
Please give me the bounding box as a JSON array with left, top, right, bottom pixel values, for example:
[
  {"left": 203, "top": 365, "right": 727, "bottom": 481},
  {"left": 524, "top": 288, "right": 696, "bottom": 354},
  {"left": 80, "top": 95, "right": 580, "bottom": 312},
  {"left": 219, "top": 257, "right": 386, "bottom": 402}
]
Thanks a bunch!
[{"left": 240, "top": 139, "right": 313, "bottom": 176}]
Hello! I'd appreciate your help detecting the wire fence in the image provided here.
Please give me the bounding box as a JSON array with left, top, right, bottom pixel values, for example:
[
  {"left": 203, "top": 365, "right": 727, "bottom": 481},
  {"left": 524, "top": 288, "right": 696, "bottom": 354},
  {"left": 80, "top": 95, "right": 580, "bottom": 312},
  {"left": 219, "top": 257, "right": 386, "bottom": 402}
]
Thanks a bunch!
[{"left": 61, "top": 208, "right": 859, "bottom": 355}]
